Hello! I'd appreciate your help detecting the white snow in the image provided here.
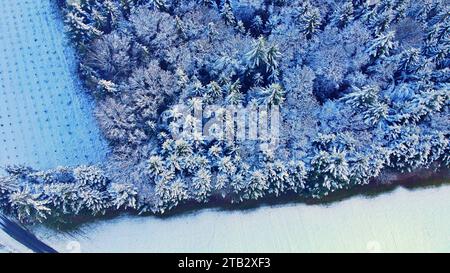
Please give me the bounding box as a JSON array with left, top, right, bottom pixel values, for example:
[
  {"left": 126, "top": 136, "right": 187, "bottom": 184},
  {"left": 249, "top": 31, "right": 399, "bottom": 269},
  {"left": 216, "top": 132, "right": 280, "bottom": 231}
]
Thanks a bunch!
[
  {"left": 35, "top": 184, "right": 450, "bottom": 253},
  {"left": 0, "top": 225, "right": 32, "bottom": 253},
  {"left": 0, "top": 0, "right": 108, "bottom": 175}
]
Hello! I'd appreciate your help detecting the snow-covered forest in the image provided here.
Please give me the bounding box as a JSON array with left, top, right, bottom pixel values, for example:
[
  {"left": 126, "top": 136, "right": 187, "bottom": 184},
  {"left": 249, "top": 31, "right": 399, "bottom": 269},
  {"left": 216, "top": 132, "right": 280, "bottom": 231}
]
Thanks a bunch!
[{"left": 0, "top": 0, "right": 449, "bottom": 223}]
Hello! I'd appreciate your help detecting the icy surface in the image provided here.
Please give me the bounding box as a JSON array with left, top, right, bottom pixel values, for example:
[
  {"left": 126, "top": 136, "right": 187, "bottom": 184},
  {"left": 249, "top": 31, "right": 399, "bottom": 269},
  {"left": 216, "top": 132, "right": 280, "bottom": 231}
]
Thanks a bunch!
[
  {"left": 0, "top": 0, "right": 108, "bottom": 173},
  {"left": 0, "top": 227, "right": 32, "bottom": 253},
  {"left": 36, "top": 185, "right": 450, "bottom": 253}
]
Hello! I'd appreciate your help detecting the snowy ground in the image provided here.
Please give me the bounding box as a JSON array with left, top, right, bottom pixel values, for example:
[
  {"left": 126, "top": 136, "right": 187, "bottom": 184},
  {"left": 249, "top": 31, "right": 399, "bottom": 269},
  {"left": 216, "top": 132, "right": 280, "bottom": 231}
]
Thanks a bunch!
[
  {"left": 0, "top": 0, "right": 108, "bottom": 251},
  {"left": 34, "top": 184, "right": 450, "bottom": 253},
  {"left": 0, "top": 0, "right": 108, "bottom": 174},
  {"left": 0, "top": 228, "right": 32, "bottom": 253}
]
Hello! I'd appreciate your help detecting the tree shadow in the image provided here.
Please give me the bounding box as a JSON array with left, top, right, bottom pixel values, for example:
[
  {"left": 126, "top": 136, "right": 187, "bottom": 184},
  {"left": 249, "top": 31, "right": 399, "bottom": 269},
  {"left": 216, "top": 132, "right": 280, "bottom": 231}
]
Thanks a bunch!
[{"left": 40, "top": 168, "right": 449, "bottom": 232}]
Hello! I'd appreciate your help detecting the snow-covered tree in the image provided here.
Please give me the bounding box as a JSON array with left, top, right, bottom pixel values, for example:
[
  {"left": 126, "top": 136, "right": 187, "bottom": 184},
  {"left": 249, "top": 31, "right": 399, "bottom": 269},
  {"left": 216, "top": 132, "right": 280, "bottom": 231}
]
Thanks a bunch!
[
  {"left": 266, "top": 160, "right": 289, "bottom": 196},
  {"left": 0, "top": 177, "right": 17, "bottom": 210},
  {"left": 341, "top": 85, "right": 380, "bottom": 109},
  {"left": 363, "top": 101, "right": 388, "bottom": 126},
  {"left": 310, "top": 148, "right": 350, "bottom": 196},
  {"left": 109, "top": 183, "right": 138, "bottom": 209},
  {"left": 221, "top": 1, "right": 236, "bottom": 26},
  {"left": 86, "top": 32, "right": 132, "bottom": 81},
  {"left": 77, "top": 188, "right": 111, "bottom": 215},
  {"left": 286, "top": 160, "right": 307, "bottom": 193},
  {"left": 332, "top": 1, "right": 354, "bottom": 29},
  {"left": 244, "top": 170, "right": 268, "bottom": 200},
  {"left": 256, "top": 83, "right": 285, "bottom": 106},
  {"left": 42, "top": 183, "right": 80, "bottom": 214},
  {"left": 367, "top": 31, "right": 396, "bottom": 59},
  {"left": 64, "top": 3, "right": 102, "bottom": 48},
  {"left": 298, "top": 6, "right": 322, "bottom": 39},
  {"left": 191, "top": 168, "right": 212, "bottom": 202},
  {"left": 246, "top": 36, "right": 268, "bottom": 69},
  {"left": 9, "top": 186, "right": 51, "bottom": 223},
  {"left": 73, "top": 165, "right": 109, "bottom": 189},
  {"left": 148, "top": 0, "right": 168, "bottom": 10}
]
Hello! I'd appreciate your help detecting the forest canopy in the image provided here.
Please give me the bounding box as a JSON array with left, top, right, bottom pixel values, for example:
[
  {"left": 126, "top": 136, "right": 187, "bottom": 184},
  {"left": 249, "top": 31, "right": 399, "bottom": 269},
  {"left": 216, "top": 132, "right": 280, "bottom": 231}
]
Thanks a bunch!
[{"left": 1, "top": 0, "right": 449, "bottom": 223}]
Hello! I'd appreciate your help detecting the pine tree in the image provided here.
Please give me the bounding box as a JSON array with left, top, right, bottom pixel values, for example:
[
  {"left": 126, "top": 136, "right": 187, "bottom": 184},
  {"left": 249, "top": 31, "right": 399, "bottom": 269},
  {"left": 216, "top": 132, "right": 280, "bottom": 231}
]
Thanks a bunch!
[
  {"left": 175, "top": 16, "right": 188, "bottom": 40},
  {"left": 206, "top": 81, "right": 223, "bottom": 102},
  {"left": 4, "top": 165, "right": 34, "bottom": 177},
  {"left": 119, "top": 0, "right": 138, "bottom": 18},
  {"left": 299, "top": 7, "right": 322, "bottom": 39},
  {"left": 236, "top": 20, "right": 247, "bottom": 35},
  {"left": 73, "top": 165, "right": 109, "bottom": 189},
  {"left": 332, "top": 1, "right": 354, "bottom": 28},
  {"left": 155, "top": 177, "right": 189, "bottom": 212},
  {"left": 97, "top": 79, "right": 118, "bottom": 96},
  {"left": 77, "top": 188, "right": 111, "bottom": 215},
  {"left": 397, "top": 48, "right": 421, "bottom": 74},
  {"left": 286, "top": 160, "right": 307, "bottom": 193},
  {"left": 326, "top": 148, "right": 350, "bottom": 183},
  {"left": 310, "top": 149, "right": 349, "bottom": 196},
  {"left": 350, "top": 153, "right": 373, "bottom": 185},
  {"left": 405, "top": 88, "right": 446, "bottom": 123},
  {"left": 367, "top": 31, "right": 396, "bottom": 59},
  {"left": 392, "top": 0, "right": 410, "bottom": 23},
  {"left": 251, "top": 16, "right": 264, "bottom": 33},
  {"left": 9, "top": 186, "right": 51, "bottom": 223},
  {"left": 0, "top": 177, "right": 17, "bottom": 210},
  {"left": 266, "top": 161, "right": 289, "bottom": 196},
  {"left": 363, "top": 101, "right": 388, "bottom": 125},
  {"left": 372, "top": 10, "right": 393, "bottom": 35},
  {"left": 191, "top": 168, "right": 212, "bottom": 202},
  {"left": 102, "top": 0, "right": 122, "bottom": 32},
  {"left": 246, "top": 36, "right": 268, "bottom": 69},
  {"left": 42, "top": 183, "right": 80, "bottom": 214},
  {"left": 266, "top": 44, "right": 281, "bottom": 73},
  {"left": 65, "top": 3, "right": 102, "bottom": 48},
  {"left": 148, "top": 0, "right": 167, "bottom": 10},
  {"left": 199, "top": 0, "right": 216, "bottom": 7},
  {"left": 257, "top": 83, "right": 286, "bottom": 106},
  {"left": 341, "top": 85, "right": 379, "bottom": 109},
  {"left": 225, "top": 79, "right": 244, "bottom": 105},
  {"left": 244, "top": 170, "right": 268, "bottom": 200},
  {"left": 109, "top": 183, "right": 138, "bottom": 209},
  {"left": 221, "top": 1, "right": 236, "bottom": 26}
]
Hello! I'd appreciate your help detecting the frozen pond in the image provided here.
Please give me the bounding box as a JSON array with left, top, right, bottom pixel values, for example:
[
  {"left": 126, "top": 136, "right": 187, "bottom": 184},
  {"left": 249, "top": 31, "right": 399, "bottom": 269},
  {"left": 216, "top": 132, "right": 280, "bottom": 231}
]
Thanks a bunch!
[
  {"left": 0, "top": 0, "right": 108, "bottom": 173},
  {"left": 35, "top": 184, "right": 450, "bottom": 253}
]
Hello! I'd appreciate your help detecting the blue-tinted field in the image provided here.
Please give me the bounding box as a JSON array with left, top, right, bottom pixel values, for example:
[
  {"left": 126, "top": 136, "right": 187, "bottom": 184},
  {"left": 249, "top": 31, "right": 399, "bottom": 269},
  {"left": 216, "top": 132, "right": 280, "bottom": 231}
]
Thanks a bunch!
[{"left": 0, "top": 0, "right": 108, "bottom": 173}]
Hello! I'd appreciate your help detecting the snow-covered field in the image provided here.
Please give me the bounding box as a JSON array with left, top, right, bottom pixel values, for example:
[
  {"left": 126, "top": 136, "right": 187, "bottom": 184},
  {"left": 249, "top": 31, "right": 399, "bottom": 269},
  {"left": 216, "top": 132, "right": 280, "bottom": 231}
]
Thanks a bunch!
[
  {"left": 0, "top": 228, "right": 32, "bottom": 253},
  {"left": 34, "top": 184, "right": 450, "bottom": 253},
  {"left": 0, "top": 0, "right": 108, "bottom": 174}
]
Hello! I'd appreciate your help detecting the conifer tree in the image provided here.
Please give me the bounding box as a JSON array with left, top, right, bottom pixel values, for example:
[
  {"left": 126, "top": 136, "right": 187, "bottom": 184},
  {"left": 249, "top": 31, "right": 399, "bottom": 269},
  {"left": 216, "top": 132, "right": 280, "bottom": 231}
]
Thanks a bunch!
[
  {"left": 244, "top": 170, "right": 268, "bottom": 200},
  {"left": 246, "top": 36, "right": 268, "bottom": 69},
  {"left": 9, "top": 186, "right": 51, "bottom": 223},
  {"left": 367, "top": 31, "right": 396, "bottom": 59},
  {"left": 65, "top": 3, "right": 102, "bottom": 48},
  {"left": 332, "top": 1, "right": 354, "bottom": 29},
  {"left": 299, "top": 7, "right": 322, "bottom": 39},
  {"left": 221, "top": 1, "right": 236, "bottom": 26},
  {"left": 257, "top": 83, "right": 286, "bottom": 106},
  {"left": 148, "top": 0, "right": 167, "bottom": 10}
]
